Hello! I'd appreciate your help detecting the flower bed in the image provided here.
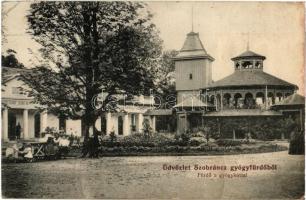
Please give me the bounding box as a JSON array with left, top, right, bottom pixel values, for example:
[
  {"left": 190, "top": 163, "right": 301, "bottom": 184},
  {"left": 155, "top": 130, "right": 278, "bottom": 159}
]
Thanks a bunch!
[
  {"left": 65, "top": 133, "right": 289, "bottom": 157},
  {"left": 98, "top": 142, "right": 288, "bottom": 156}
]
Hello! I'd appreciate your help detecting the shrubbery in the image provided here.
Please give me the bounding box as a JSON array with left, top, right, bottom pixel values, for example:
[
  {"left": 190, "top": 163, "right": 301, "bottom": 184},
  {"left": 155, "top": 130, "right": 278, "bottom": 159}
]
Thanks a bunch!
[
  {"left": 289, "top": 130, "right": 305, "bottom": 155},
  {"left": 216, "top": 139, "right": 242, "bottom": 146},
  {"left": 215, "top": 139, "right": 256, "bottom": 147}
]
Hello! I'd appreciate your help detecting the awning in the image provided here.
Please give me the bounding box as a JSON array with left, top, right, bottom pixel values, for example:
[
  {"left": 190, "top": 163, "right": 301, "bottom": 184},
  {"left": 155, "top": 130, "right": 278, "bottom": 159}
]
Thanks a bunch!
[
  {"left": 144, "top": 109, "right": 173, "bottom": 116},
  {"left": 173, "top": 96, "right": 214, "bottom": 109},
  {"left": 203, "top": 109, "right": 282, "bottom": 117},
  {"left": 272, "top": 93, "right": 305, "bottom": 107}
]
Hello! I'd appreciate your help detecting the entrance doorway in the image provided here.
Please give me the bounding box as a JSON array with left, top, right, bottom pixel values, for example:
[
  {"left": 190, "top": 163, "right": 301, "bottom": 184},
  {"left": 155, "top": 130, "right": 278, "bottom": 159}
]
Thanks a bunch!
[
  {"left": 177, "top": 114, "right": 187, "bottom": 134},
  {"left": 34, "top": 112, "right": 41, "bottom": 138},
  {"left": 8, "top": 112, "right": 16, "bottom": 140}
]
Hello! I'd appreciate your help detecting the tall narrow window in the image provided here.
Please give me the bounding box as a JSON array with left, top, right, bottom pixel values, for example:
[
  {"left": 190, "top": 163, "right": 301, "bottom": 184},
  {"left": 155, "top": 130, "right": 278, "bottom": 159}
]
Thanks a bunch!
[
  {"left": 59, "top": 116, "right": 66, "bottom": 132},
  {"left": 131, "top": 114, "right": 136, "bottom": 131},
  {"left": 189, "top": 73, "right": 193, "bottom": 80}
]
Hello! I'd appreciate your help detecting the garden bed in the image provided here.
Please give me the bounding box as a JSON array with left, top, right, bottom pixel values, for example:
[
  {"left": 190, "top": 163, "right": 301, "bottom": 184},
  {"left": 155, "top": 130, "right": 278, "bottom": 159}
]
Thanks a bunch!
[
  {"left": 66, "top": 140, "right": 288, "bottom": 157},
  {"left": 97, "top": 143, "right": 287, "bottom": 157}
]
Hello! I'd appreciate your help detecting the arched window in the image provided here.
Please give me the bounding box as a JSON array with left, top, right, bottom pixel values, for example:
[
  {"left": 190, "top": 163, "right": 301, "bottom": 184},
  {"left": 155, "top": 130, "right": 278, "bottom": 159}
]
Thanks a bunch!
[
  {"left": 118, "top": 116, "right": 123, "bottom": 135},
  {"left": 276, "top": 92, "right": 283, "bottom": 102},
  {"left": 210, "top": 95, "right": 215, "bottom": 105},
  {"left": 223, "top": 93, "right": 231, "bottom": 108},
  {"left": 234, "top": 93, "right": 242, "bottom": 108},
  {"left": 244, "top": 93, "right": 255, "bottom": 109},
  {"left": 59, "top": 114, "right": 66, "bottom": 132},
  {"left": 268, "top": 92, "right": 275, "bottom": 105}
]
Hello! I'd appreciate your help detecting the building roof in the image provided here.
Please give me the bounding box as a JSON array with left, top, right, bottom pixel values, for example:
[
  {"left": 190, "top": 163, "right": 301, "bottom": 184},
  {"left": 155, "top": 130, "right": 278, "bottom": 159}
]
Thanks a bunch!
[
  {"left": 2, "top": 67, "right": 31, "bottom": 84},
  {"left": 206, "top": 70, "right": 297, "bottom": 89},
  {"left": 174, "top": 96, "right": 214, "bottom": 108},
  {"left": 174, "top": 32, "right": 214, "bottom": 61},
  {"left": 144, "top": 109, "right": 173, "bottom": 116},
  {"left": 203, "top": 109, "right": 282, "bottom": 117},
  {"left": 231, "top": 50, "right": 266, "bottom": 61},
  {"left": 273, "top": 93, "right": 305, "bottom": 106}
]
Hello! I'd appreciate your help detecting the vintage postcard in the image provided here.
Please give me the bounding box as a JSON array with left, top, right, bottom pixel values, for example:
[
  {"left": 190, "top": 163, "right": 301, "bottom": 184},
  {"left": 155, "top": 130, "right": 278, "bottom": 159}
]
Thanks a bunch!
[{"left": 1, "top": 1, "right": 305, "bottom": 199}]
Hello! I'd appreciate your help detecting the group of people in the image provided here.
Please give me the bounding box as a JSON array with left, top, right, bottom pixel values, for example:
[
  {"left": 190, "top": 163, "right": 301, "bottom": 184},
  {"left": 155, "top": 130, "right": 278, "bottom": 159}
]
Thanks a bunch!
[
  {"left": 40, "top": 133, "right": 71, "bottom": 159},
  {"left": 5, "top": 132, "right": 72, "bottom": 162},
  {"left": 5, "top": 142, "right": 34, "bottom": 162}
]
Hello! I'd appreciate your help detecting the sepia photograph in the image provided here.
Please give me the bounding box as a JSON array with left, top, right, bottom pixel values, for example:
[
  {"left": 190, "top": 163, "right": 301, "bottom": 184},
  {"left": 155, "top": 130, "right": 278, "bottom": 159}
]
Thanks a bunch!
[{"left": 1, "top": 1, "right": 305, "bottom": 199}]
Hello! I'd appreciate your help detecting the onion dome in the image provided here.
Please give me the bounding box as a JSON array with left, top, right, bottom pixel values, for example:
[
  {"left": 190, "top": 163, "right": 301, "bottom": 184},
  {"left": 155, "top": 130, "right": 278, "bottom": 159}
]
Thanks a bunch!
[{"left": 173, "top": 32, "right": 214, "bottom": 61}]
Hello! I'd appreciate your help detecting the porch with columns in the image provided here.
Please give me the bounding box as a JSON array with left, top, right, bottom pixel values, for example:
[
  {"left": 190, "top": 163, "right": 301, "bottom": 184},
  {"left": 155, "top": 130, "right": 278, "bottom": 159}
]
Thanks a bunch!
[
  {"left": 104, "top": 111, "right": 146, "bottom": 136},
  {"left": 2, "top": 107, "right": 48, "bottom": 141}
]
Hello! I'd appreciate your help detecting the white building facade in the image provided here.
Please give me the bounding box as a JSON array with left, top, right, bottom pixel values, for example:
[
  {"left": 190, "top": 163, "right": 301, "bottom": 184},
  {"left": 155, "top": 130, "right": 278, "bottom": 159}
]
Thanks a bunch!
[{"left": 1, "top": 67, "right": 157, "bottom": 141}]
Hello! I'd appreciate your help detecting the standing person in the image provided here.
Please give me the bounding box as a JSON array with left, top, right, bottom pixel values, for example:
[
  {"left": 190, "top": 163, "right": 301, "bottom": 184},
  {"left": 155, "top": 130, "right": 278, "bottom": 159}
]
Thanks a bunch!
[
  {"left": 15, "top": 123, "right": 21, "bottom": 140},
  {"left": 58, "top": 135, "right": 70, "bottom": 159}
]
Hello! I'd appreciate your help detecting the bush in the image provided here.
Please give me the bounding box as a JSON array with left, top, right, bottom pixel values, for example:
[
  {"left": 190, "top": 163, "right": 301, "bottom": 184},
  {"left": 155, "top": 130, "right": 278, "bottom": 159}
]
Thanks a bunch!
[
  {"left": 109, "top": 131, "right": 117, "bottom": 142},
  {"left": 289, "top": 131, "right": 305, "bottom": 155},
  {"left": 174, "top": 134, "right": 181, "bottom": 141},
  {"left": 189, "top": 137, "right": 206, "bottom": 146},
  {"left": 180, "top": 133, "right": 191, "bottom": 142},
  {"left": 216, "top": 139, "right": 242, "bottom": 147},
  {"left": 191, "top": 131, "right": 204, "bottom": 137}
]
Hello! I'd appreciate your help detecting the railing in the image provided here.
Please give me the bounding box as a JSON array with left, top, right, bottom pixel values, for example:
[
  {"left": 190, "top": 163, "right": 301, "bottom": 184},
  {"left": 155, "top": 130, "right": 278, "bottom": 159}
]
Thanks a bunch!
[{"left": 221, "top": 103, "right": 271, "bottom": 110}]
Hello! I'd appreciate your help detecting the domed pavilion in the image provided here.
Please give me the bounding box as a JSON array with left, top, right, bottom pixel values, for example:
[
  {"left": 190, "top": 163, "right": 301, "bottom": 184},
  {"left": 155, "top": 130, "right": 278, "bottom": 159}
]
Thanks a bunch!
[{"left": 202, "top": 50, "right": 298, "bottom": 111}]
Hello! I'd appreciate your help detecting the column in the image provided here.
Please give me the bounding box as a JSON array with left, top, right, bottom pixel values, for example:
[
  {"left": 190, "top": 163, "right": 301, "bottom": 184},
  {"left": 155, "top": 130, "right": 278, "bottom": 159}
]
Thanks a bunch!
[
  {"left": 214, "top": 92, "right": 217, "bottom": 111},
  {"left": 106, "top": 112, "right": 112, "bottom": 135},
  {"left": 220, "top": 91, "right": 223, "bottom": 110},
  {"left": 123, "top": 113, "right": 130, "bottom": 136},
  {"left": 23, "top": 109, "right": 29, "bottom": 139},
  {"left": 2, "top": 108, "right": 8, "bottom": 141},
  {"left": 40, "top": 110, "right": 48, "bottom": 135},
  {"left": 265, "top": 85, "right": 268, "bottom": 110},
  {"left": 185, "top": 113, "right": 189, "bottom": 132},
  {"left": 152, "top": 116, "right": 156, "bottom": 133},
  {"left": 138, "top": 113, "right": 143, "bottom": 133}
]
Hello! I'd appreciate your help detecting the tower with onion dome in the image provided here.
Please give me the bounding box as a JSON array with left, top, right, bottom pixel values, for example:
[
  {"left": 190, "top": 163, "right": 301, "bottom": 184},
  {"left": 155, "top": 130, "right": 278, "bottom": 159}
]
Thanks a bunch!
[{"left": 173, "top": 31, "right": 214, "bottom": 104}]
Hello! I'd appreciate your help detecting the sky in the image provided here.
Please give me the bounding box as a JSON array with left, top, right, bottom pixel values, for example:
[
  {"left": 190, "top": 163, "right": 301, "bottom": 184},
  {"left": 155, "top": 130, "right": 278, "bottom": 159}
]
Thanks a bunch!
[{"left": 2, "top": 1, "right": 305, "bottom": 94}]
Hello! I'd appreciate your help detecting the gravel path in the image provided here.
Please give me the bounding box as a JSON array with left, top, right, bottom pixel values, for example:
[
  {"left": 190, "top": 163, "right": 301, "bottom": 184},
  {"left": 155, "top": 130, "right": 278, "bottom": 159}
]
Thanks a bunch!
[{"left": 2, "top": 151, "right": 304, "bottom": 199}]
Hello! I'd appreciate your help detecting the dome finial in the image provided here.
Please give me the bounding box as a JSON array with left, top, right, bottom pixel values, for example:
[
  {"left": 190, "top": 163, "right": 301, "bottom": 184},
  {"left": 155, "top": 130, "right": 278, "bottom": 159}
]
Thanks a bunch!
[
  {"left": 246, "top": 32, "right": 250, "bottom": 51},
  {"left": 191, "top": 5, "right": 194, "bottom": 32}
]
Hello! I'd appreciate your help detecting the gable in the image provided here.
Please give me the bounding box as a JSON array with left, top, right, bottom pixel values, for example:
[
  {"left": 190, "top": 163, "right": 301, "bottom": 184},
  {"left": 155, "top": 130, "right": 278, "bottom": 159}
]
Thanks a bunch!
[{"left": 2, "top": 76, "right": 32, "bottom": 99}]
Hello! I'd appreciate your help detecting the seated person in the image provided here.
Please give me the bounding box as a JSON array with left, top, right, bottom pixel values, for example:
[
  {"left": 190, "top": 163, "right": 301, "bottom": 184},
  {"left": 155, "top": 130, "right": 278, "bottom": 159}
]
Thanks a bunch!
[
  {"left": 45, "top": 137, "right": 59, "bottom": 158},
  {"left": 19, "top": 143, "right": 33, "bottom": 161},
  {"left": 5, "top": 143, "right": 19, "bottom": 159}
]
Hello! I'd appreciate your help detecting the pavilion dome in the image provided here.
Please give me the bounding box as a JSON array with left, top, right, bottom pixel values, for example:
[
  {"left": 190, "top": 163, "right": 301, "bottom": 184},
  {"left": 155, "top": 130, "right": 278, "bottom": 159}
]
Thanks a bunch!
[
  {"left": 173, "top": 32, "right": 214, "bottom": 61},
  {"left": 205, "top": 68, "right": 298, "bottom": 90},
  {"left": 231, "top": 50, "right": 266, "bottom": 61}
]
